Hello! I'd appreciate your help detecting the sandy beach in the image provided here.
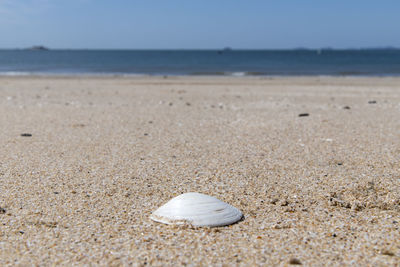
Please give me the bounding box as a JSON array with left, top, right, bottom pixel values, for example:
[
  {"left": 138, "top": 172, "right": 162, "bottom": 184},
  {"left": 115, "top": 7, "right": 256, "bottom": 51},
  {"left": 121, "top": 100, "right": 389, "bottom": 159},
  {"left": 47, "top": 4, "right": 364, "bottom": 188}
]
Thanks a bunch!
[{"left": 0, "top": 75, "right": 399, "bottom": 266}]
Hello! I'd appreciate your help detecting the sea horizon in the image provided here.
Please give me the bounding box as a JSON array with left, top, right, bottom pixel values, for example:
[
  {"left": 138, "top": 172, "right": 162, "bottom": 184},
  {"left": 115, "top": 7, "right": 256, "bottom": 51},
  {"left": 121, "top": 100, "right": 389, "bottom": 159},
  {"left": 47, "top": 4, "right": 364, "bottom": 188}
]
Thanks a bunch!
[
  {"left": 1, "top": 47, "right": 400, "bottom": 51},
  {"left": 1, "top": 49, "right": 400, "bottom": 77}
]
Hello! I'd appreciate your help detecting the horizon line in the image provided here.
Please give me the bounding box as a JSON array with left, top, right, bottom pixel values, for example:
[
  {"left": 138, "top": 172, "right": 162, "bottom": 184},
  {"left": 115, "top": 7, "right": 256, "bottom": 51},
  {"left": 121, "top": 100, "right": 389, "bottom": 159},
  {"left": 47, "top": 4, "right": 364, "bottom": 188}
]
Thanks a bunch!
[{"left": 0, "top": 46, "right": 399, "bottom": 51}]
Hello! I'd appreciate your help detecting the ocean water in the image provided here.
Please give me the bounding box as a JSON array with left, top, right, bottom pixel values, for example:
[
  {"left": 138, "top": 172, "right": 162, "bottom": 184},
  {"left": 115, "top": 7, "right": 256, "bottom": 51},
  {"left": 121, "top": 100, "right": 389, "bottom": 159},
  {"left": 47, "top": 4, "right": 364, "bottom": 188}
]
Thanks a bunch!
[{"left": 0, "top": 49, "right": 399, "bottom": 76}]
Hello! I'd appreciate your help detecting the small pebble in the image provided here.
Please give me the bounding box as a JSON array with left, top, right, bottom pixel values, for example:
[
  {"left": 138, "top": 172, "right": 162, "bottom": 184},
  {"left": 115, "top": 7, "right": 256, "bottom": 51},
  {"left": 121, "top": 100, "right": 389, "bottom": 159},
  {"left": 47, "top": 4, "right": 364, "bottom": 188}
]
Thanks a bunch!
[
  {"left": 289, "top": 258, "right": 302, "bottom": 265},
  {"left": 381, "top": 250, "right": 395, "bottom": 256},
  {"left": 298, "top": 113, "right": 309, "bottom": 117},
  {"left": 21, "top": 133, "right": 32, "bottom": 137},
  {"left": 280, "top": 200, "right": 290, "bottom": 206},
  {"left": 368, "top": 100, "right": 377, "bottom": 104},
  {"left": 343, "top": 106, "right": 351, "bottom": 109},
  {"left": 0, "top": 207, "right": 6, "bottom": 214}
]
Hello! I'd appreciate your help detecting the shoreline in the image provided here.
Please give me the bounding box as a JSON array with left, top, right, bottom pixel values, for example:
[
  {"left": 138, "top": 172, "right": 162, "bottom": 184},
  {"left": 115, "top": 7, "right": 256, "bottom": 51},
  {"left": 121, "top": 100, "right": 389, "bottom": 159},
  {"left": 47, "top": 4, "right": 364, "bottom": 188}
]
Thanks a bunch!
[{"left": 2, "top": 72, "right": 400, "bottom": 78}]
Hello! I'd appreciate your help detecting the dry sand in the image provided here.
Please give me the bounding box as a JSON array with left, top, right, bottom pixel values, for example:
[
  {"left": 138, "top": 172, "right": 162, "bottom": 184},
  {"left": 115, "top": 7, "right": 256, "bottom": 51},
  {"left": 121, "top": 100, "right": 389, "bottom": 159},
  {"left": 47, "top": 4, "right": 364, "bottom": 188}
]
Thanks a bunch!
[{"left": 0, "top": 75, "right": 399, "bottom": 266}]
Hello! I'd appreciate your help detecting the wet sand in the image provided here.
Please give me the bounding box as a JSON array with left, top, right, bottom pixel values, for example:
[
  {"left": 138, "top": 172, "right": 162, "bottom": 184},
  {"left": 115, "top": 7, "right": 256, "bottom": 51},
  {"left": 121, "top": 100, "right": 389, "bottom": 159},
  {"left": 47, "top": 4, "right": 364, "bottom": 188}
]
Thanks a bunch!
[{"left": 0, "top": 76, "right": 399, "bottom": 265}]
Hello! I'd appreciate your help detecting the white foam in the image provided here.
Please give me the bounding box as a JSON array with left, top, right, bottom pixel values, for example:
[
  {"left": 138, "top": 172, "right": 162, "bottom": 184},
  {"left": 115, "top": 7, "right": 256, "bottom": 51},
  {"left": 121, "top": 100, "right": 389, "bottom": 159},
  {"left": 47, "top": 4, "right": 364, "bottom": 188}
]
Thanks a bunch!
[
  {"left": 230, "top": 72, "right": 247, "bottom": 77},
  {"left": 0, "top": 71, "right": 32, "bottom": 76}
]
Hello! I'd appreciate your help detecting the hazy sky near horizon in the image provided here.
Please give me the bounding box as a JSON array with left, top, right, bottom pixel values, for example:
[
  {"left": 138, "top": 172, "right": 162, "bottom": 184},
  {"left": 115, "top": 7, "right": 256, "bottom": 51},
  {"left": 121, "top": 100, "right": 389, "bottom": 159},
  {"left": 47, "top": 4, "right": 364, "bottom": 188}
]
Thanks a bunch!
[{"left": 0, "top": 0, "right": 399, "bottom": 49}]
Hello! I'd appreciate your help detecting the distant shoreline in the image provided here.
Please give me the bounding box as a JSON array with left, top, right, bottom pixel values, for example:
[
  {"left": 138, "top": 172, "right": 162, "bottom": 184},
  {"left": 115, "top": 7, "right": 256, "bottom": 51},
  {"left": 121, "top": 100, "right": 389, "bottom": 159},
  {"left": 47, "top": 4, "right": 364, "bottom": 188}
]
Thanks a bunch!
[
  {"left": 1, "top": 73, "right": 400, "bottom": 79},
  {"left": 1, "top": 72, "right": 400, "bottom": 78}
]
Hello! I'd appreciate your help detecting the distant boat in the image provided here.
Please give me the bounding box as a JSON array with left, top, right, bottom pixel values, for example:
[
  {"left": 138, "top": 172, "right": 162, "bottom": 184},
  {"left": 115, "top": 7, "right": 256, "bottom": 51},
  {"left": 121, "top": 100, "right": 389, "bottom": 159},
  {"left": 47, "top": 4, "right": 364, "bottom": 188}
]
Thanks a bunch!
[
  {"left": 217, "top": 47, "right": 232, "bottom": 54},
  {"left": 26, "top": 46, "right": 49, "bottom": 51}
]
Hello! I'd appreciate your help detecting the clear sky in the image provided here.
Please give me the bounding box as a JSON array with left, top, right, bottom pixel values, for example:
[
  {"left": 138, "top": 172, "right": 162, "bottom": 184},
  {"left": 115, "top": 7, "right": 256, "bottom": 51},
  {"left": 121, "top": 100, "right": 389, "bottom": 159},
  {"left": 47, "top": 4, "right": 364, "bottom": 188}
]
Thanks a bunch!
[{"left": 0, "top": 0, "right": 399, "bottom": 49}]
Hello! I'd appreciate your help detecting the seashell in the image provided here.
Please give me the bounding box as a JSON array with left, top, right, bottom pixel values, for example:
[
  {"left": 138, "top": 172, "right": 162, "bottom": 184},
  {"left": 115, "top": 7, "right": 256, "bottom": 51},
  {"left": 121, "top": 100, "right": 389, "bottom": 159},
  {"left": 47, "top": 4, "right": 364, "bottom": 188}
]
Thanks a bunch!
[{"left": 150, "top": 192, "right": 243, "bottom": 227}]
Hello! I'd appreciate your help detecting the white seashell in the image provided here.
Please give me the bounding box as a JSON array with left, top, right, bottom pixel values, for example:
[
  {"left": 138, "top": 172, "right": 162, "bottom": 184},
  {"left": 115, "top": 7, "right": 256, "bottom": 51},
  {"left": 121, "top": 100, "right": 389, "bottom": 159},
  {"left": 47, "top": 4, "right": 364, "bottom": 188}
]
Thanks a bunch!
[{"left": 150, "top": 192, "right": 243, "bottom": 227}]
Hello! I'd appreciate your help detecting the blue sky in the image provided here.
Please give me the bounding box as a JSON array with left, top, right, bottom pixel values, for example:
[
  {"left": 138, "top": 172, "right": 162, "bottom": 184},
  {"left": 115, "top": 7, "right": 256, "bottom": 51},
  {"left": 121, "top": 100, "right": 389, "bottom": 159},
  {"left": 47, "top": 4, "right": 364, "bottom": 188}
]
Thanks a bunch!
[{"left": 0, "top": 0, "right": 399, "bottom": 49}]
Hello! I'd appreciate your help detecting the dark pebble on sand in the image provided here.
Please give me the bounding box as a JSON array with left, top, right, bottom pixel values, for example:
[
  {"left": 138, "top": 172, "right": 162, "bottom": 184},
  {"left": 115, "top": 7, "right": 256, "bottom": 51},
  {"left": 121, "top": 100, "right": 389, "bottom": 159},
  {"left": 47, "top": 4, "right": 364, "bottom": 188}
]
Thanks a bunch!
[
  {"left": 337, "top": 162, "right": 343, "bottom": 166},
  {"left": 0, "top": 207, "right": 6, "bottom": 214},
  {"left": 289, "top": 258, "right": 302, "bottom": 265},
  {"left": 343, "top": 106, "right": 351, "bottom": 109},
  {"left": 19, "top": 231, "right": 24, "bottom": 234},
  {"left": 21, "top": 133, "right": 32, "bottom": 137},
  {"left": 186, "top": 102, "right": 191, "bottom": 106},
  {"left": 368, "top": 100, "right": 377, "bottom": 104},
  {"left": 298, "top": 113, "right": 309, "bottom": 117},
  {"left": 381, "top": 250, "right": 395, "bottom": 256},
  {"left": 144, "top": 133, "right": 148, "bottom": 136}
]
